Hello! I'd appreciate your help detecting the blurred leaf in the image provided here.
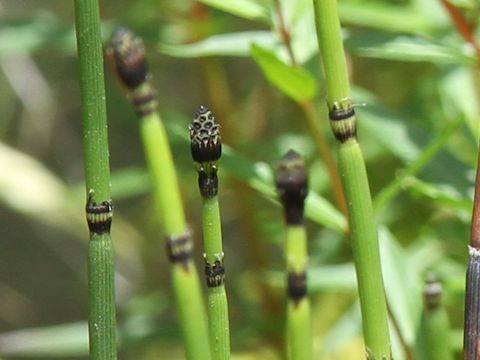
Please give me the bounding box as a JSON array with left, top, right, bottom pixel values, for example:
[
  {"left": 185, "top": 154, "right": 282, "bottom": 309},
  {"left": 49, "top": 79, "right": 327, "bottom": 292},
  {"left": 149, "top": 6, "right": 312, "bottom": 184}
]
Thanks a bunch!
[
  {"left": 159, "top": 31, "right": 279, "bottom": 58},
  {"left": 379, "top": 227, "right": 423, "bottom": 347},
  {"left": 0, "top": 322, "right": 88, "bottom": 357},
  {"left": 197, "top": 0, "right": 269, "bottom": 21},
  {"left": 339, "top": 2, "right": 436, "bottom": 35},
  {"left": 439, "top": 67, "right": 480, "bottom": 139},
  {"left": 346, "top": 34, "right": 476, "bottom": 65},
  {"left": 404, "top": 177, "right": 472, "bottom": 211},
  {"left": 250, "top": 44, "right": 318, "bottom": 102},
  {"left": 353, "top": 87, "right": 421, "bottom": 163},
  {"left": 265, "top": 263, "right": 356, "bottom": 292}
]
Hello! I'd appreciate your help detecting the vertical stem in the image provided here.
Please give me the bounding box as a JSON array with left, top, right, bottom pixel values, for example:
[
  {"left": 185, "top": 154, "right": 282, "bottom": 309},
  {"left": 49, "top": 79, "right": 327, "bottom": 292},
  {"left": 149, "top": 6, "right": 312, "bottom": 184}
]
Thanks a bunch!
[
  {"left": 108, "top": 28, "right": 212, "bottom": 360},
  {"left": 276, "top": 150, "right": 312, "bottom": 360},
  {"left": 74, "top": 0, "right": 117, "bottom": 358},
  {"left": 190, "top": 106, "right": 231, "bottom": 360},
  {"left": 312, "top": 1, "right": 392, "bottom": 358},
  {"left": 464, "top": 141, "right": 480, "bottom": 359},
  {"left": 423, "top": 278, "right": 453, "bottom": 360}
]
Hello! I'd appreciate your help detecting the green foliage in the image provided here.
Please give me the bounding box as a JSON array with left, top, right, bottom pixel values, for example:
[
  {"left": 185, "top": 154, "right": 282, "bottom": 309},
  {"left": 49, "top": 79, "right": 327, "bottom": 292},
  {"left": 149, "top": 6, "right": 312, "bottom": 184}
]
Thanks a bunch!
[{"left": 0, "top": 0, "right": 478, "bottom": 359}]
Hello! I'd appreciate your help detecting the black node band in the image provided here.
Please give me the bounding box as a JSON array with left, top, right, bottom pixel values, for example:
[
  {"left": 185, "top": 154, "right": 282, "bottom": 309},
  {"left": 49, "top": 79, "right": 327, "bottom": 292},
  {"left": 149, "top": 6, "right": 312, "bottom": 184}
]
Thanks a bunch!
[
  {"left": 287, "top": 271, "right": 307, "bottom": 303},
  {"left": 132, "top": 90, "right": 157, "bottom": 116},
  {"left": 86, "top": 199, "right": 113, "bottom": 234},
  {"left": 334, "top": 128, "right": 357, "bottom": 143},
  {"left": 329, "top": 106, "right": 355, "bottom": 121},
  {"left": 205, "top": 260, "right": 225, "bottom": 287},
  {"left": 198, "top": 170, "right": 218, "bottom": 198},
  {"left": 166, "top": 233, "right": 193, "bottom": 264}
]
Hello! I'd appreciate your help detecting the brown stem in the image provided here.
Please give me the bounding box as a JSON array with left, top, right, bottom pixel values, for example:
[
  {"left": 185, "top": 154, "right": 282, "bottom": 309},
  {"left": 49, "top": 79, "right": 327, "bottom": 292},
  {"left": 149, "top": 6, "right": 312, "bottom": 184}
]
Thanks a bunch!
[{"left": 440, "top": 0, "right": 480, "bottom": 59}]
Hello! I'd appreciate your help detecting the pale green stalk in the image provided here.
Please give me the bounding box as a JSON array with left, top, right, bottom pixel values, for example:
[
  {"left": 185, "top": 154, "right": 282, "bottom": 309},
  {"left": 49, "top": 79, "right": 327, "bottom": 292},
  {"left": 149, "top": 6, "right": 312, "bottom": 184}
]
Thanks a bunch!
[
  {"left": 286, "top": 226, "right": 312, "bottom": 360},
  {"left": 74, "top": 0, "right": 117, "bottom": 358},
  {"left": 312, "top": 1, "right": 392, "bottom": 358}
]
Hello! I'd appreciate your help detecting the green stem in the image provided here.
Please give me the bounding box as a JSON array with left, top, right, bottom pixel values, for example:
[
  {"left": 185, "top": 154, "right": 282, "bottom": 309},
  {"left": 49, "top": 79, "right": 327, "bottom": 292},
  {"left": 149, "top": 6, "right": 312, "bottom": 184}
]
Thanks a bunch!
[
  {"left": 202, "top": 197, "right": 230, "bottom": 360},
  {"left": 190, "top": 106, "right": 231, "bottom": 360},
  {"left": 423, "top": 279, "right": 453, "bottom": 360},
  {"left": 276, "top": 150, "right": 312, "bottom": 360},
  {"left": 286, "top": 226, "right": 312, "bottom": 360},
  {"left": 312, "top": 1, "right": 392, "bottom": 358},
  {"left": 74, "top": 0, "right": 117, "bottom": 358},
  {"left": 108, "top": 28, "right": 212, "bottom": 360}
]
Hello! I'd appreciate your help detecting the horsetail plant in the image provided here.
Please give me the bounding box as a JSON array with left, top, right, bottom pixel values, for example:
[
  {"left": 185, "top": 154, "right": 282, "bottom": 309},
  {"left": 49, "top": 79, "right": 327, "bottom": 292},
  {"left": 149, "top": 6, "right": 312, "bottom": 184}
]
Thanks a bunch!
[
  {"left": 464, "top": 147, "right": 480, "bottom": 359},
  {"left": 276, "top": 150, "right": 312, "bottom": 360},
  {"left": 312, "top": 1, "right": 392, "bottom": 359},
  {"left": 109, "top": 28, "right": 212, "bottom": 360},
  {"left": 74, "top": 0, "right": 117, "bottom": 358},
  {"left": 423, "top": 277, "right": 453, "bottom": 360},
  {"left": 190, "top": 106, "right": 231, "bottom": 360}
]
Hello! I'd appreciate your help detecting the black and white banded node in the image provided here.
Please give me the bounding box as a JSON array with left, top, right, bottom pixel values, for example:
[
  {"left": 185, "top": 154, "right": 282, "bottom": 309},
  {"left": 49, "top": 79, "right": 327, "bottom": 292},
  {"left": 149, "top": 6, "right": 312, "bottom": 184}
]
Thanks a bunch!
[
  {"left": 165, "top": 232, "right": 194, "bottom": 265},
  {"left": 276, "top": 150, "right": 309, "bottom": 225},
  {"left": 205, "top": 259, "right": 225, "bottom": 287},
  {"left": 423, "top": 275, "right": 443, "bottom": 310},
  {"left": 85, "top": 195, "right": 113, "bottom": 235},
  {"left": 189, "top": 105, "right": 222, "bottom": 166},
  {"left": 109, "top": 27, "right": 149, "bottom": 90},
  {"left": 328, "top": 101, "right": 357, "bottom": 143}
]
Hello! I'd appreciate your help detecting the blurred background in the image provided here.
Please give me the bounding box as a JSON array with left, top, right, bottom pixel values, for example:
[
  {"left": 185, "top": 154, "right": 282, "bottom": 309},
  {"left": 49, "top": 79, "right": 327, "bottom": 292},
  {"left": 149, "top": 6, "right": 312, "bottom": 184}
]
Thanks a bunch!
[{"left": 0, "top": 0, "right": 479, "bottom": 358}]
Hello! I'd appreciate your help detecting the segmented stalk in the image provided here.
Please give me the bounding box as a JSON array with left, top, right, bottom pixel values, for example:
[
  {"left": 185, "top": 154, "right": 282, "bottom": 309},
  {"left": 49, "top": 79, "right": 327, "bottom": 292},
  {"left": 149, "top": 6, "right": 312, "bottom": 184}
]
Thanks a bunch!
[
  {"left": 74, "top": 1, "right": 117, "bottom": 358},
  {"left": 276, "top": 150, "right": 312, "bottom": 360},
  {"left": 190, "top": 106, "right": 231, "bottom": 360},
  {"left": 312, "top": 1, "right": 392, "bottom": 359},
  {"left": 423, "top": 277, "right": 453, "bottom": 360},
  {"left": 109, "top": 28, "right": 212, "bottom": 360},
  {"left": 463, "top": 122, "right": 480, "bottom": 360}
]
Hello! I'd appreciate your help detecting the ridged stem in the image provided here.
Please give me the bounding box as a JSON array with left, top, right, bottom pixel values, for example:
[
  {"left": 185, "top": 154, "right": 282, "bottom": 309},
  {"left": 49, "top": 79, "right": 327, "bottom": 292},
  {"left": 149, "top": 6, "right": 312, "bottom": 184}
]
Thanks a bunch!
[
  {"left": 108, "top": 28, "right": 211, "bottom": 360},
  {"left": 312, "top": 1, "right": 392, "bottom": 358},
  {"left": 190, "top": 106, "right": 231, "bottom": 360},
  {"left": 74, "top": 0, "right": 117, "bottom": 358},
  {"left": 203, "top": 196, "right": 230, "bottom": 359}
]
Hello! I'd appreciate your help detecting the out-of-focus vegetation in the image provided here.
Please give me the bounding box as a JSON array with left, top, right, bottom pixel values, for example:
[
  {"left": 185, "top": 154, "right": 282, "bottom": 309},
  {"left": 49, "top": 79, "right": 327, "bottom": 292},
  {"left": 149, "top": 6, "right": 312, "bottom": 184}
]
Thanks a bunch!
[{"left": 0, "top": 0, "right": 478, "bottom": 359}]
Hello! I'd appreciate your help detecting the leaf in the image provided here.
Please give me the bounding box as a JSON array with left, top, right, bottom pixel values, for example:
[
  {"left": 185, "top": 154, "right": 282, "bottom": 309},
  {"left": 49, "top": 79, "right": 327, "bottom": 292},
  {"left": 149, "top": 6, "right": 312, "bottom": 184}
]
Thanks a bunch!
[
  {"left": 346, "top": 34, "right": 476, "bottom": 65},
  {"left": 197, "top": 0, "right": 269, "bottom": 21},
  {"left": 339, "top": 2, "right": 436, "bottom": 35},
  {"left": 0, "top": 322, "right": 88, "bottom": 357},
  {"left": 379, "top": 227, "right": 423, "bottom": 347},
  {"left": 250, "top": 43, "right": 318, "bottom": 102},
  {"left": 159, "top": 31, "right": 279, "bottom": 58}
]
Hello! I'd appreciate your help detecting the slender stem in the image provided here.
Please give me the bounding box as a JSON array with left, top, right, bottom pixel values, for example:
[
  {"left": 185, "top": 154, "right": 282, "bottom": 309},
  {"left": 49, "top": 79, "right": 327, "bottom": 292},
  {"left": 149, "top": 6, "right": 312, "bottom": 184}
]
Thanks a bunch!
[
  {"left": 203, "top": 197, "right": 230, "bottom": 360},
  {"left": 312, "top": 1, "right": 391, "bottom": 358},
  {"left": 276, "top": 150, "right": 312, "bottom": 360},
  {"left": 190, "top": 106, "right": 230, "bottom": 360},
  {"left": 423, "top": 278, "right": 453, "bottom": 360},
  {"left": 286, "top": 226, "right": 312, "bottom": 360},
  {"left": 464, "top": 125, "right": 480, "bottom": 359},
  {"left": 108, "top": 28, "right": 212, "bottom": 360},
  {"left": 74, "top": 0, "right": 117, "bottom": 358}
]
